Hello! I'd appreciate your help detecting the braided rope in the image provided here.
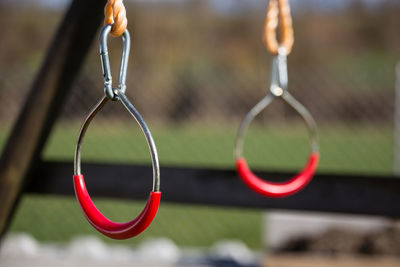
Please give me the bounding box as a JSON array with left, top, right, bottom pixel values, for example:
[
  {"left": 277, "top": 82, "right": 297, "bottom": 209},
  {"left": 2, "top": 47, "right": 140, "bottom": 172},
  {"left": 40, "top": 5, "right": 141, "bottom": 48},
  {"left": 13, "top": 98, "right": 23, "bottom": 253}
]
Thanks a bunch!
[
  {"left": 104, "top": 0, "right": 127, "bottom": 37},
  {"left": 264, "top": 0, "right": 294, "bottom": 55}
]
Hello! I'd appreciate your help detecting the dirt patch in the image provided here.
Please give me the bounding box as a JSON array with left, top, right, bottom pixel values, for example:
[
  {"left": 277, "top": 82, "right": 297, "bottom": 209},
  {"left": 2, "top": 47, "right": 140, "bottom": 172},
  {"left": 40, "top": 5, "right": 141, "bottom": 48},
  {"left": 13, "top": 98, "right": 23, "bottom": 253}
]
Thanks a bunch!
[{"left": 265, "top": 254, "right": 400, "bottom": 267}]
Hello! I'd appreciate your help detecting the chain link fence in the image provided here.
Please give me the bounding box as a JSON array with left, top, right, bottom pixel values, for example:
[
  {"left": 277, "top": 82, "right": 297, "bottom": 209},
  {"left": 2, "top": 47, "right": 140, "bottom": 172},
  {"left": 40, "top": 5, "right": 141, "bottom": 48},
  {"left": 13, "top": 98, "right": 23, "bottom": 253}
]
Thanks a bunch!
[{"left": 1, "top": 0, "right": 399, "bottom": 250}]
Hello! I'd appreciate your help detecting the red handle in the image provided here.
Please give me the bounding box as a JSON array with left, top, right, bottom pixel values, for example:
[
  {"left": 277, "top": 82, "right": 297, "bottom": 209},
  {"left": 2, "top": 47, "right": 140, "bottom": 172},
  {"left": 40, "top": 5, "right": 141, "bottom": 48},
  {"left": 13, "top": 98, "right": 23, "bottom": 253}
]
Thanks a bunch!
[
  {"left": 236, "top": 152, "right": 319, "bottom": 198},
  {"left": 73, "top": 175, "right": 161, "bottom": 240}
]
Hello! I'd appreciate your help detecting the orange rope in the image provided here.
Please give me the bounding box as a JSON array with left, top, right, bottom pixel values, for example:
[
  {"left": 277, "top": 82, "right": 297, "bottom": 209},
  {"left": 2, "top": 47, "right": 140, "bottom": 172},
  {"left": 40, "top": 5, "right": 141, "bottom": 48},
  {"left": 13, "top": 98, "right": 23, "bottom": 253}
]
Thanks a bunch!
[
  {"left": 264, "top": 0, "right": 294, "bottom": 55},
  {"left": 104, "top": 0, "right": 127, "bottom": 37}
]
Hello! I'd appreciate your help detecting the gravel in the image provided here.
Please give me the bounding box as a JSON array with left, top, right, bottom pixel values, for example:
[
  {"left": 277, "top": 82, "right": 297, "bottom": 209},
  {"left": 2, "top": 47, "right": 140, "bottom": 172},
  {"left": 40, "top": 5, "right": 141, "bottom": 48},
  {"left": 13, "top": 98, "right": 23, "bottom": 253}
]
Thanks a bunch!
[{"left": 0, "top": 233, "right": 260, "bottom": 267}]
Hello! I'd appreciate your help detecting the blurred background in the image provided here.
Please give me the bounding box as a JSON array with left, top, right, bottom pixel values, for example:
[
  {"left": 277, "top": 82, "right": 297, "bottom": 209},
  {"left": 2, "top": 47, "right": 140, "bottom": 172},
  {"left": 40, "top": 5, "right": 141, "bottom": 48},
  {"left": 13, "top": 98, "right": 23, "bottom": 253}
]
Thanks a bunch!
[{"left": 0, "top": 0, "right": 399, "bottom": 266}]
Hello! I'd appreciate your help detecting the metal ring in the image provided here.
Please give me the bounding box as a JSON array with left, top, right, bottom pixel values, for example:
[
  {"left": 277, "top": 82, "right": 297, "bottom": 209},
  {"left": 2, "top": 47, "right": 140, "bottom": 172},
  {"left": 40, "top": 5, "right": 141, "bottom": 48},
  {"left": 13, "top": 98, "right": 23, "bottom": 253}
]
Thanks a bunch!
[
  {"left": 235, "top": 92, "right": 318, "bottom": 159},
  {"left": 235, "top": 47, "right": 319, "bottom": 198},
  {"left": 73, "top": 91, "right": 160, "bottom": 239},
  {"left": 235, "top": 46, "right": 319, "bottom": 197},
  {"left": 234, "top": 91, "right": 319, "bottom": 198},
  {"left": 74, "top": 91, "right": 160, "bottom": 191}
]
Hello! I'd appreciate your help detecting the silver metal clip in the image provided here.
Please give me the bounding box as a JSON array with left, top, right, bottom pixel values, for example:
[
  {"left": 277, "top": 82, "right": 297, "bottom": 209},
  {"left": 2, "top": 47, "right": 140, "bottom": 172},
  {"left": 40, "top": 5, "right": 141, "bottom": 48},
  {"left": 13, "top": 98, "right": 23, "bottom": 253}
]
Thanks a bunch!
[
  {"left": 99, "top": 24, "right": 130, "bottom": 100},
  {"left": 270, "top": 46, "right": 288, "bottom": 97}
]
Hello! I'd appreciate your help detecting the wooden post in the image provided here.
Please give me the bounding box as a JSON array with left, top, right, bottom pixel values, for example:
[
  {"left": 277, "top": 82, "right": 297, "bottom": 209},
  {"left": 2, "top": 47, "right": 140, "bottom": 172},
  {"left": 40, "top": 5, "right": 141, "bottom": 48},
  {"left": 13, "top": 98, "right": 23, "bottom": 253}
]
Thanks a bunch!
[{"left": 0, "top": 0, "right": 107, "bottom": 237}]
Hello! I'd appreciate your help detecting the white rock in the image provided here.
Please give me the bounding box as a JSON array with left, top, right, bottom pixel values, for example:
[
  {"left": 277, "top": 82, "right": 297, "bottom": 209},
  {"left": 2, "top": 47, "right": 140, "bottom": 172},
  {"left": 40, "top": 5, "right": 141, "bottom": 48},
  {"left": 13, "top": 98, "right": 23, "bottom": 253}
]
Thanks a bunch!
[
  {"left": 0, "top": 233, "right": 39, "bottom": 257},
  {"left": 66, "top": 236, "right": 110, "bottom": 261},
  {"left": 136, "top": 238, "right": 181, "bottom": 263},
  {"left": 211, "top": 240, "right": 255, "bottom": 264},
  {"left": 108, "top": 245, "right": 137, "bottom": 263}
]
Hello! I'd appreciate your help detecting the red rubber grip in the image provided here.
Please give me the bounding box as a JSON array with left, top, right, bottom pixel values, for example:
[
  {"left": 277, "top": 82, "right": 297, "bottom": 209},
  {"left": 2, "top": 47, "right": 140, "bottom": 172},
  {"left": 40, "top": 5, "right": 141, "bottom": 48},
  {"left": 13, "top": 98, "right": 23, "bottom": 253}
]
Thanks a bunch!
[
  {"left": 73, "top": 175, "right": 161, "bottom": 240},
  {"left": 236, "top": 152, "right": 319, "bottom": 198}
]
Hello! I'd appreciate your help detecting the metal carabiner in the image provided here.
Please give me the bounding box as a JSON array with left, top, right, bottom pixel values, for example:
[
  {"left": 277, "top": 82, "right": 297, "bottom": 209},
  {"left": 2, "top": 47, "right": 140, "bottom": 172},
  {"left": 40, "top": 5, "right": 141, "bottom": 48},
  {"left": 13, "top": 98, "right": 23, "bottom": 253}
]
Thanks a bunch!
[
  {"left": 100, "top": 24, "right": 130, "bottom": 100},
  {"left": 73, "top": 25, "right": 161, "bottom": 239},
  {"left": 234, "top": 46, "right": 319, "bottom": 198},
  {"left": 269, "top": 46, "right": 288, "bottom": 96}
]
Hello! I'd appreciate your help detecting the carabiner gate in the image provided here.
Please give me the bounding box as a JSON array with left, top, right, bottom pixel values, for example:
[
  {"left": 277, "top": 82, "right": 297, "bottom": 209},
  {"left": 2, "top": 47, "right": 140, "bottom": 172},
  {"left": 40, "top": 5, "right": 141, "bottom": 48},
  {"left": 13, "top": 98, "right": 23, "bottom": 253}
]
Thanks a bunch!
[{"left": 100, "top": 24, "right": 130, "bottom": 100}]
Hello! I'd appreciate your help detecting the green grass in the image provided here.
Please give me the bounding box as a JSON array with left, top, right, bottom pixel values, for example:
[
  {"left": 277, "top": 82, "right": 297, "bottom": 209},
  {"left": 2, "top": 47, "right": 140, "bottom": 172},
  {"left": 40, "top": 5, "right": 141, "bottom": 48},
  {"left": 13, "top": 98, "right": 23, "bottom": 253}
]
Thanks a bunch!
[
  {"left": 1, "top": 121, "right": 392, "bottom": 175},
  {"left": 42, "top": 121, "right": 393, "bottom": 175},
  {"left": 9, "top": 195, "right": 262, "bottom": 248},
  {"left": 2, "top": 121, "right": 394, "bottom": 248}
]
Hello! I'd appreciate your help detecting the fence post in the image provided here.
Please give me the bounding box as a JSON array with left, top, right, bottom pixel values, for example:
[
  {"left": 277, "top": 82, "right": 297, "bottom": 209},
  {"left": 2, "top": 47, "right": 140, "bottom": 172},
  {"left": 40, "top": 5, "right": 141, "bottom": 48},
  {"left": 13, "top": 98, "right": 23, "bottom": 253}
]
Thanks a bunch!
[{"left": 0, "top": 0, "right": 107, "bottom": 237}]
